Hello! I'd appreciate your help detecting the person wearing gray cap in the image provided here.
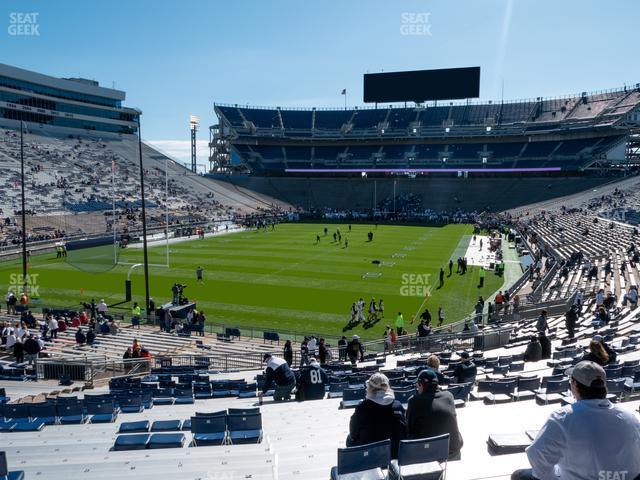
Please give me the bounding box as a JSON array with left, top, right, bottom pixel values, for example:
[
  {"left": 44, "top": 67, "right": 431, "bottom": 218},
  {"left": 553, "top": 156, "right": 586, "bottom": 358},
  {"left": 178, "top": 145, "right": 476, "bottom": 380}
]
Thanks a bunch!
[{"left": 511, "top": 360, "right": 640, "bottom": 480}]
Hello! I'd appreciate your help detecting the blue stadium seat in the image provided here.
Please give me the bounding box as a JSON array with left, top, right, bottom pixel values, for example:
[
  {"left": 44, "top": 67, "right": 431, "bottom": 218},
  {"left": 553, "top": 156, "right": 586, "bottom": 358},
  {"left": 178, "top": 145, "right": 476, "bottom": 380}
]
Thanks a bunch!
[
  {"left": 330, "top": 439, "right": 391, "bottom": 480},
  {"left": 118, "top": 420, "right": 151, "bottom": 433},
  {"left": 2, "top": 404, "right": 30, "bottom": 422},
  {"left": 12, "top": 420, "right": 45, "bottom": 432},
  {"left": 510, "top": 376, "right": 541, "bottom": 402},
  {"left": 88, "top": 402, "right": 118, "bottom": 423},
  {"left": 190, "top": 415, "right": 227, "bottom": 446},
  {"left": 0, "top": 420, "right": 16, "bottom": 432},
  {"left": 483, "top": 379, "right": 517, "bottom": 405},
  {"left": 227, "top": 407, "right": 260, "bottom": 416},
  {"left": 113, "top": 434, "right": 150, "bottom": 451},
  {"left": 340, "top": 388, "right": 365, "bottom": 409},
  {"left": 148, "top": 433, "right": 186, "bottom": 449},
  {"left": 118, "top": 397, "right": 144, "bottom": 413},
  {"left": 28, "top": 403, "right": 58, "bottom": 425},
  {"left": 389, "top": 434, "right": 450, "bottom": 480},
  {"left": 56, "top": 403, "right": 87, "bottom": 424},
  {"left": 226, "top": 413, "right": 262, "bottom": 444},
  {"left": 535, "top": 379, "right": 570, "bottom": 405},
  {"left": 151, "top": 420, "right": 183, "bottom": 432}
]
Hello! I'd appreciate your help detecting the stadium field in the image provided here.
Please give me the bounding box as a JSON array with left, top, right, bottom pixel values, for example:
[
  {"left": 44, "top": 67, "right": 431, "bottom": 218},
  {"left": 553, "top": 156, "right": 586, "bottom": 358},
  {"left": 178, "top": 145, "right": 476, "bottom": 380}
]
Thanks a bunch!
[{"left": 1, "top": 223, "right": 503, "bottom": 340}]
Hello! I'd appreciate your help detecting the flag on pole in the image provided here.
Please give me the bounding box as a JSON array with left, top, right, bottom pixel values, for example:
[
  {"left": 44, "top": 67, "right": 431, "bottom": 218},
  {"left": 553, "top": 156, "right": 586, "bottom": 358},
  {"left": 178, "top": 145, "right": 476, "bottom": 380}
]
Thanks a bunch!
[{"left": 341, "top": 89, "right": 346, "bottom": 95}]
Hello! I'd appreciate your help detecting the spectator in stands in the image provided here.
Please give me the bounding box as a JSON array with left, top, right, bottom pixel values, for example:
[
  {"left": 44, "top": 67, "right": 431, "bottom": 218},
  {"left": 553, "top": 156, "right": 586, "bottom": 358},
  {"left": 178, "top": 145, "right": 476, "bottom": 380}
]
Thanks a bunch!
[
  {"left": 86, "top": 328, "right": 96, "bottom": 346},
  {"left": 512, "top": 361, "right": 640, "bottom": 480},
  {"left": 574, "top": 289, "right": 583, "bottom": 309},
  {"left": 593, "top": 306, "right": 610, "bottom": 328},
  {"left": 283, "top": 339, "right": 293, "bottom": 366},
  {"left": 296, "top": 358, "right": 328, "bottom": 401},
  {"left": 12, "top": 337, "right": 24, "bottom": 364},
  {"left": 259, "top": 353, "right": 296, "bottom": 402},
  {"left": 417, "top": 319, "right": 431, "bottom": 338},
  {"left": 406, "top": 369, "right": 463, "bottom": 459},
  {"left": 75, "top": 328, "right": 86, "bottom": 345},
  {"left": 583, "top": 338, "right": 612, "bottom": 366},
  {"left": 538, "top": 331, "right": 552, "bottom": 360},
  {"left": 318, "top": 337, "right": 329, "bottom": 364},
  {"left": 109, "top": 319, "right": 119, "bottom": 335},
  {"left": 23, "top": 334, "right": 41, "bottom": 366},
  {"left": 47, "top": 314, "right": 58, "bottom": 339},
  {"left": 99, "top": 319, "right": 110, "bottom": 334},
  {"left": 338, "top": 335, "right": 347, "bottom": 362},
  {"left": 595, "top": 288, "right": 605, "bottom": 308},
  {"left": 347, "top": 372, "right": 406, "bottom": 458},
  {"left": 536, "top": 310, "right": 548, "bottom": 333},
  {"left": 425, "top": 354, "right": 448, "bottom": 384},
  {"left": 451, "top": 352, "right": 477, "bottom": 384},
  {"left": 6, "top": 291, "right": 17, "bottom": 315},
  {"left": 299, "top": 338, "right": 309, "bottom": 367},
  {"left": 97, "top": 299, "right": 108, "bottom": 316},
  {"left": 564, "top": 304, "right": 578, "bottom": 339},
  {"left": 307, "top": 335, "right": 317, "bottom": 357},
  {"left": 346, "top": 334, "right": 364, "bottom": 365},
  {"left": 524, "top": 336, "right": 542, "bottom": 362},
  {"left": 623, "top": 285, "right": 638, "bottom": 307}
]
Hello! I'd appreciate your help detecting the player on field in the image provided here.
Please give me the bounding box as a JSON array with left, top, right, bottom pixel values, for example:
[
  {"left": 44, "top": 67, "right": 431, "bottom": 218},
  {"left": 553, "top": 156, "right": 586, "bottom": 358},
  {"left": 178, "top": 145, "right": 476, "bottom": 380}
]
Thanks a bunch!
[{"left": 196, "top": 266, "right": 204, "bottom": 283}]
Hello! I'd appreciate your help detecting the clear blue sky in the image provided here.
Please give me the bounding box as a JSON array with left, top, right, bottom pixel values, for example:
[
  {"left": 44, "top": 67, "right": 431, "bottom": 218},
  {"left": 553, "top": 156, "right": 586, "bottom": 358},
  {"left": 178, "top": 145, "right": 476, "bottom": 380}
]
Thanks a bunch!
[{"left": 2, "top": 0, "right": 639, "bottom": 162}]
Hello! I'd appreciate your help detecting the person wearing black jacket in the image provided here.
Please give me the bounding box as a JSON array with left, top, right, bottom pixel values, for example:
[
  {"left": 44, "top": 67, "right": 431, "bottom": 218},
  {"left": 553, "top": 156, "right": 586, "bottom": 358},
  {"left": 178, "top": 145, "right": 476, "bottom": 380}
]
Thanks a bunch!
[
  {"left": 13, "top": 338, "right": 24, "bottom": 364},
  {"left": 23, "top": 334, "right": 41, "bottom": 366},
  {"left": 406, "top": 369, "right": 463, "bottom": 459},
  {"left": 347, "top": 335, "right": 364, "bottom": 365},
  {"left": 296, "top": 358, "right": 328, "bottom": 401},
  {"left": 523, "top": 336, "right": 542, "bottom": 362},
  {"left": 451, "top": 352, "right": 477, "bottom": 384},
  {"left": 337, "top": 336, "right": 347, "bottom": 362},
  {"left": 318, "top": 338, "right": 329, "bottom": 364},
  {"left": 75, "top": 328, "right": 86, "bottom": 345},
  {"left": 565, "top": 305, "right": 578, "bottom": 339},
  {"left": 347, "top": 372, "right": 406, "bottom": 458},
  {"left": 283, "top": 340, "right": 293, "bottom": 366},
  {"left": 538, "top": 331, "right": 552, "bottom": 359},
  {"left": 259, "top": 353, "right": 296, "bottom": 402}
]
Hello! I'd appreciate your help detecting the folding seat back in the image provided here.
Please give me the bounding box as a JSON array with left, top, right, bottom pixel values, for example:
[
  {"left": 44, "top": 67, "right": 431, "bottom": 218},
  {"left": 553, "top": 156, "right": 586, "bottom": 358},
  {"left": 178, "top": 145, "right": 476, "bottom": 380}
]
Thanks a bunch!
[
  {"left": 545, "top": 379, "right": 569, "bottom": 394},
  {"left": 329, "top": 382, "right": 348, "bottom": 393},
  {"left": 227, "top": 413, "right": 262, "bottom": 432},
  {"left": 332, "top": 439, "right": 391, "bottom": 478},
  {"left": 190, "top": 415, "right": 226, "bottom": 434},
  {"left": 492, "top": 380, "right": 517, "bottom": 395},
  {"left": 29, "top": 403, "right": 56, "bottom": 419},
  {"left": 605, "top": 366, "right": 623, "bottom": 380},
  {"left": 397, "top": 433, "right": 450, "bottom": 467},
  {"left": 86, "top": 401, "right": 115, "bottom": 415},
  {"left": 476, "top": 380, "right": 494, "bottom": 393},
  {"left": 393, "top": 389, "right": 415, "bottom": 404},
  {"left": 342, "top": 387, "right": 365, "bottom": 403},
  {"left": 228, "top": 407, "right": 260, "bottom": 416},
  {"left": 4, "top": 404, "right": 30, "bottom": 421},
  {"left": 541, "top": 375, "right": 563, "bottom": 388},
  {"left": 447, "top": 383, "right": 473, "bottom": 401},
  {"left": 195, "top": 410, "right": 227, "bottom": 417},
  {"left": 56, "top": 402, "right": 83, "bottom": 417},
  {"left": 498, "top": 356, "right": 513, "bottom": 366},
  {"left": 607, "top": 378, "right": 626, "bottom": 395},
  {"left": 517, "top": 376, "right": 541, "bottom": 392}
]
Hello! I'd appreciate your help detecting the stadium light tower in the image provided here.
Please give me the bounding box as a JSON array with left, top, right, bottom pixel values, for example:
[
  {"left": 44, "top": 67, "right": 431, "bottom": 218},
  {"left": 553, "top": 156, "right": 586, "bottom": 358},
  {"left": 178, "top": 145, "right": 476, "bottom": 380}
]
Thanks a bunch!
[
  {"left": 190, "top": 115, "right": 200, "bottom": 173},
  {"left": 136, "top": 112, "right": 151, "bottom": 317}
]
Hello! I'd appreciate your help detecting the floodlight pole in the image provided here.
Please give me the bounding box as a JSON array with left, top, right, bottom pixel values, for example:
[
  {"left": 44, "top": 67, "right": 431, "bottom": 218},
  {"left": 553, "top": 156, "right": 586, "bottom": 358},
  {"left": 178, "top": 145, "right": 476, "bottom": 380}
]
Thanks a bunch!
[
  {"left": 165, "top": 157, "right": 170, "bottom": 267},
  {"left": 137, "top": 115, "right": 151, "bottom": 316},
  {"left": 20, "top": 121, "right": 27, "bottom": 293}
]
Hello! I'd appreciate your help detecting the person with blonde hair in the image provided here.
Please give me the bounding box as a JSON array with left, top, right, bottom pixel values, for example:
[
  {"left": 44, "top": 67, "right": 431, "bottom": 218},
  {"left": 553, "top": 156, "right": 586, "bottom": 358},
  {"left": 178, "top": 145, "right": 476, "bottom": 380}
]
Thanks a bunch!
[
  {"left": 426, "top": 354, "right": 448, "bottom": 384},
  {"left": 347, "top": 372, "right": 406, "bottom": 458},
  {"left": 583, "top": 339, "right": 610, "bottom": 366}
]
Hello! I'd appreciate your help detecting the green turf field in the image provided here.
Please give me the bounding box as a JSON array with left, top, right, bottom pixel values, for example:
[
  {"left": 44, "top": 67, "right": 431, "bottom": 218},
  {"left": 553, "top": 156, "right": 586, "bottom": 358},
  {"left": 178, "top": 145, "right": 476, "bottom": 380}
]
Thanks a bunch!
[{"left": 0, "top": 223, "right": 503, "bottom": 340}]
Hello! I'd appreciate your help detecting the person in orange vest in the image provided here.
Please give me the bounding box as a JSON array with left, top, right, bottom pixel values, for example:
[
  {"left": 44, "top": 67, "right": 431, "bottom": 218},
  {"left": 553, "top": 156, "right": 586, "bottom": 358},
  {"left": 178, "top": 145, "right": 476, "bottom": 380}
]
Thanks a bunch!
[{"left": 20, "top": 292, "right": 28, "bottom": 306}]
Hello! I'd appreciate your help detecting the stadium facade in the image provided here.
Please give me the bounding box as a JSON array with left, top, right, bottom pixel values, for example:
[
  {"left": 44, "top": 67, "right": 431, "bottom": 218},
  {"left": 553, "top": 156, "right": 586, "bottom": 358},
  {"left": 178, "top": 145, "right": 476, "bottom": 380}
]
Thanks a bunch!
[
  {"left": 0, "top": 63, "right": 139, "bottom": 134},
  {"left": 211, "top": 86, "right": 640, "bottom": 174}
]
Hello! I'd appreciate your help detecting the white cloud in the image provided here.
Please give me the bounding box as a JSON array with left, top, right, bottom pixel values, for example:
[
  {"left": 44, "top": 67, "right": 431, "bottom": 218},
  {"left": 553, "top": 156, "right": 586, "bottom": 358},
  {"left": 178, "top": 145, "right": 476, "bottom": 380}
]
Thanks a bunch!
[{"left": 145, "top": 140, "right": 209, "bottom": 170}]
